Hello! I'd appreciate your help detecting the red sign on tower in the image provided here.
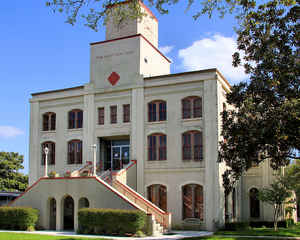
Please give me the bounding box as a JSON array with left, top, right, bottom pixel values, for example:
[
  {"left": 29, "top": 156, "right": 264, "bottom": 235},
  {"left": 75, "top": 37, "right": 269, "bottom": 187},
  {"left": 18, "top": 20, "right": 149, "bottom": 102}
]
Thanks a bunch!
[{"left": 108, "top": 72, "right": 120, "bottom": 86}]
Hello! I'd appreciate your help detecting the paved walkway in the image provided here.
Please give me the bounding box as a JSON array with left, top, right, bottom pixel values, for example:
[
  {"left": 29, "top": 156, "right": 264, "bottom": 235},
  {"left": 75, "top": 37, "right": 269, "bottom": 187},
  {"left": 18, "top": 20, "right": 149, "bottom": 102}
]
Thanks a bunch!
[
  {"left": 0, "top": 230, "right": 213, "bottom": 239},
  {"left": 1, "top": 230, "right": 300, "bottom": 239}
]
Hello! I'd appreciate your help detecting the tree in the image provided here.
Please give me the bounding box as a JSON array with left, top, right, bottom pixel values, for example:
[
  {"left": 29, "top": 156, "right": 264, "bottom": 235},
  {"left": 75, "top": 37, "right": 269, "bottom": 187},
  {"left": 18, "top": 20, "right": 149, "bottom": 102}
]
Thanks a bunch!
[
  {"left": 45, "top": 0, "right": 295, "bottom": 31},
  {"left": 219, "top": 0, "right": 299, "bottom": 195},
  {"left": 258, "top": 179, "right": 295, "bottom": 231},
  {"left": 0, "top": 152, "right": 28, "bottom": 192}
]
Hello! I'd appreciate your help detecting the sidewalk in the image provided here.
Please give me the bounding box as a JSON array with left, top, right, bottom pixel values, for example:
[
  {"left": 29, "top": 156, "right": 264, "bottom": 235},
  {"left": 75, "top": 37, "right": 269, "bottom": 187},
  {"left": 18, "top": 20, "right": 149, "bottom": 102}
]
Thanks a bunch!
[{"left": 0, "top": 230, "right": 213, "bottom": 239}]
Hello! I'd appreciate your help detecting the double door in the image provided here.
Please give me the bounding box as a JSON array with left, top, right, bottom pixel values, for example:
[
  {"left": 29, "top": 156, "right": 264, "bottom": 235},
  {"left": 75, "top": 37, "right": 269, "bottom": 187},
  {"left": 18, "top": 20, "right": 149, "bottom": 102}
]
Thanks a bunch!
[{"left": 111, "top": 145, "right": 130, "bottom": 170}]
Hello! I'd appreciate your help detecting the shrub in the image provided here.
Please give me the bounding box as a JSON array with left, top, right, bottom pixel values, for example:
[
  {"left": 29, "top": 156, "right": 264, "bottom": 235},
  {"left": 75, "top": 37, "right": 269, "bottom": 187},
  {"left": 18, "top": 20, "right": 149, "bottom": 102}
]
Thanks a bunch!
[
  {"left": 0, "top": 207, "right": 39, "bottom": 230},
  {"left": 249, "top": 220, "right": 293, "bottom": 228},
  {"left": 224, "top": 222, "right": 249, "bottom": 231},
  {"left": 78, "top": 208, "right": 146, "bottom": 236}
]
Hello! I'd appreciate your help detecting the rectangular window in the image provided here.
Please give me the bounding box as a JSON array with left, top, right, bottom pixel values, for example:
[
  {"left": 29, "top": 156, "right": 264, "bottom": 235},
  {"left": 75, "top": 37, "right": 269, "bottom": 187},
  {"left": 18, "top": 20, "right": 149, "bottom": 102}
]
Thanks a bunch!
[
  {"left": 98, "top": 107, "right": 104, "bottom": 125},
  {"left": 50, "top": 114, "right": 56, "bottom": 131},
  {"left": 123, "top": 104, "right": 130, "bottom": 123},
  {"left": 110, "top": 106, "right": 117, "bottom": 124}
]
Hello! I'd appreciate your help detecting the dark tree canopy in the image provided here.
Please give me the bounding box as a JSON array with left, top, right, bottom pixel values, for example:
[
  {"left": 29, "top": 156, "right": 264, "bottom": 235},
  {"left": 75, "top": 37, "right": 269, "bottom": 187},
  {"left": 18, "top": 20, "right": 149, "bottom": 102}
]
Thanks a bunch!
[
  {"left": 0, "top": 152, "right": 28, "bottom": 192},
  {"left": 44, "top": 0, "right": 280, "bottom": 31},
  {"left": 219, "top": 0, "right": 300, "bottom": 194}
]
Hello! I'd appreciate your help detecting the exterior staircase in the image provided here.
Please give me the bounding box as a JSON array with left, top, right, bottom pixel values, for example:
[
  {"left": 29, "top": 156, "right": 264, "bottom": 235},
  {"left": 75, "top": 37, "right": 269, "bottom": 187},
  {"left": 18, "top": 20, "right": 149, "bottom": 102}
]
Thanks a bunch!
[{"left": 71, "top": 160, "right": 171, "bottom": 234}]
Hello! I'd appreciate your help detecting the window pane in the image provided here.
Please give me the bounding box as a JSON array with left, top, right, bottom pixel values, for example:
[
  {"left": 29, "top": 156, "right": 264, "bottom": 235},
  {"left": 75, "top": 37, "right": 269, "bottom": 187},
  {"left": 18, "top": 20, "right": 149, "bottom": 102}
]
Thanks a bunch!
[
  {"left": 193, "top": 98, "right": 202, "bottom": 118},
  {"left": 148, "top": 136, "right": 157, "bottom": 161},
  {"left": 182, "top": 99, "right": 191, "bottom": 119},
  {"left": 159, "top": 135, "right": 167, "bottom": 160},
  {"left": 69, "top": 111, "right": 75, "bottom": 129},
  {"left": 182, "top": 185, "right": 193, "bottom": 219},
  {"left": 77, "top": 111, "right": 83, "bottom": 128},
  {"left": 123, "top": 104, "right": 130, "bottom": 123},
  {"left": 149, "top": 103, "right": 156, "bottom": 122},
  {"left": 194, "top": 132, "right": 203, "bottom": 161},
  {"left": 110, "top": 106, "right": 117, "bottom": 124},
  {"left": 182, "top": 133, "right": 192, "bottom": 160},
  {"left": 159, "top": 102, "right": 166, "bottom": 121},
  {"left": 50, "top": 114, "right": 56, "bottom": 130},
  {"left": 98, "top": 108, "right": 104, "bottom": 125},
  {"left": 43, "top": 114, "right": 49, "bottom": 131},
  {"left": 194, "top": 185, "right": 203, "bottom": 220}
]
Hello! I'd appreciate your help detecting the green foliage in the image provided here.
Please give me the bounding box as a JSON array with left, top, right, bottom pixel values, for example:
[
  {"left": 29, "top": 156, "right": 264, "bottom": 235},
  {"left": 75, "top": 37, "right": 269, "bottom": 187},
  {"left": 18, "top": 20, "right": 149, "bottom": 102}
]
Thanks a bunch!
[
  {"left": 283, "top": 160, "right": 300, "bottom": 198},
  {"left": 0, "top": 152, "right": 28, "bottom": 192},
  {"left": 258, "top": 180, "right": 295, "bottom": 231},
  {"left": 0, "top": 207, "right": 39, "bottom": 231},
  {"left": 219, "top": 0, "right": 299, "bottom": 195},
  {"left": 77, "top": 208, "right": 146, "bottom": 236}
]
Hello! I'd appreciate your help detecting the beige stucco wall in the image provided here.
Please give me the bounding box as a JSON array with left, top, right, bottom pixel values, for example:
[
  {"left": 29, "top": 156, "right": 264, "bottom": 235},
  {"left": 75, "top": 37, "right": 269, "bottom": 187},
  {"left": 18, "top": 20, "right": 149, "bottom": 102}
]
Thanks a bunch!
[{"left": 12, "top": 177, "right": 137, "bottom": 230}]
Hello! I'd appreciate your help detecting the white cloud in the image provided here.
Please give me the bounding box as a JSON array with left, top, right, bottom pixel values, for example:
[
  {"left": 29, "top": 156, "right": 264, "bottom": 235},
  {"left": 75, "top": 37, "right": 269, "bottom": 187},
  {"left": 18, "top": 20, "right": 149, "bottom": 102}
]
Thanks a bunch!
[
  {"left": 159, "top": 45, "right": 174, "bottom": 55},
  {"left": 0, "top": 126, "right": 24, "bottom": 138},
  {"left": 178, "top": 34, "right": 247, "bottom": 84}
]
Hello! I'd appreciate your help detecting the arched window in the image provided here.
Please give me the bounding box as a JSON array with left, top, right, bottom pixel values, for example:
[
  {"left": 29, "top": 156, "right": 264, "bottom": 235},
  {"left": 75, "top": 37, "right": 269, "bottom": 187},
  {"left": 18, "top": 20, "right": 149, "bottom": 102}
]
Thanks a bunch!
[
  {"left": 182, "top": 131, "right": 203, "bottom": 161},
  {"left": 68, "top": 140, "right": 82, "bottom": 164},
  {"left": 41, "top": 142, "right": 55, "bottom": 165},
  {"left": 147, "top": 184, "right": 167, "bottom": 212},
  {"left": 249, "top": 188, "right": 260, "bottom": 218},
  {"left": 42, "top": 112, "right": 56, "bottom": 131},
  {"left": 148, "top": 133, "right": 167, "bottom": 161},
  {"left": 182, "top": 96, "right": 202, "bottom": 119},
  {"left": 68, "top": 109, "right": 83, "bottom": 129},
  {"left": 182, "top": 184, "right": 203, "bottom": 221},
  {"left": 78, "top": 197, "right": 90, "bottom": 209},
  {"left": 148, "top": 100, "right": 167, "bottom": 122}
]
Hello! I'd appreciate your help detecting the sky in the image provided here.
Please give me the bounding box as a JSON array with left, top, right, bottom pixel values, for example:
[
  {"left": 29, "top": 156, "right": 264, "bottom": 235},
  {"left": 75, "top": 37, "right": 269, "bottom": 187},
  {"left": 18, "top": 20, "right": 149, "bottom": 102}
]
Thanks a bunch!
[{"left": 0, "top": 1, "right": 247, "bottom": 174}]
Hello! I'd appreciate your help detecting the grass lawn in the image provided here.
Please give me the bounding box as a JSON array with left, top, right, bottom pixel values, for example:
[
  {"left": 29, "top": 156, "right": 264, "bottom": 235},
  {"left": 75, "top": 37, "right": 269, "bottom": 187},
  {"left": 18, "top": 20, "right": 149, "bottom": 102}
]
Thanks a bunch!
[
  {"left": 0, "top": 232, "right": 107, "bottom": 240},
  {"left": 215, "top": 223, "right": 300, "bottom": 237},
  {"left": 184, "top": 237, "right": 256, "bottom": 240}
]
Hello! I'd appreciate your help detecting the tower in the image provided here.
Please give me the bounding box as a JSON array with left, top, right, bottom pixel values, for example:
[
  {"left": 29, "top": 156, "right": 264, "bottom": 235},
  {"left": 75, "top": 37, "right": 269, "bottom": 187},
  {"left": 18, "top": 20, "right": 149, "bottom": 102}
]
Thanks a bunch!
[{"left": 90, "top": 1, "right": 171, "bottom": 89}]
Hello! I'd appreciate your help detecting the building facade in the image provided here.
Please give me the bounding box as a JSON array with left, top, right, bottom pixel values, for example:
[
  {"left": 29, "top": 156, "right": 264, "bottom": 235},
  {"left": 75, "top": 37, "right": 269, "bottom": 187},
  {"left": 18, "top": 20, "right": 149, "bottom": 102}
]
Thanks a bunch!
[{"left": 12, "top": 1, "right": 282, "bottom": 232}]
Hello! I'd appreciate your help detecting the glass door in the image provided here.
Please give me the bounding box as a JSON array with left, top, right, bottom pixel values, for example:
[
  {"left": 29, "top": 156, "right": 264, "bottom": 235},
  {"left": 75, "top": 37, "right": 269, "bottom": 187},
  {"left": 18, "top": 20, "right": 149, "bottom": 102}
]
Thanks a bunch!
[{"left": 112, "top": 146, "right": 121, "bottom": 170}]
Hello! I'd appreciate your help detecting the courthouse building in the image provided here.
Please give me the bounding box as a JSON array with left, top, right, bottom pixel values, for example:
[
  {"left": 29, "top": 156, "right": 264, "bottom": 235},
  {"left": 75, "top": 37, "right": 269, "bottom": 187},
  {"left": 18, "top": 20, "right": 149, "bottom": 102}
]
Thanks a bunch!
[{"left": 11, "top": 1, "right": 280, "bottom": 233}]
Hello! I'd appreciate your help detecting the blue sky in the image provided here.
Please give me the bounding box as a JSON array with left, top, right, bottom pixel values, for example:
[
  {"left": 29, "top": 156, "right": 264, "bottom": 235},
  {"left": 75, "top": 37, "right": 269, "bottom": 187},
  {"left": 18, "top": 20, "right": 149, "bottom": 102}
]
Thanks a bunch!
[{"left": 0, "top": 1, "right": 246, "bottom": 174}]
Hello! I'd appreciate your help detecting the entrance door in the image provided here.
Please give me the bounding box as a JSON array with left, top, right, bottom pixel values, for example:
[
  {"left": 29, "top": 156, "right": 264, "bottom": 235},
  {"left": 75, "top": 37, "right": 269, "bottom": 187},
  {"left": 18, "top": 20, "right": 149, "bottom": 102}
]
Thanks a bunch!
[
  {"left": 111, "top": 140, "right": 130, "bottom": 170},
  {"left": 63, "top": 196, "right": 74, "bottom": 230}
]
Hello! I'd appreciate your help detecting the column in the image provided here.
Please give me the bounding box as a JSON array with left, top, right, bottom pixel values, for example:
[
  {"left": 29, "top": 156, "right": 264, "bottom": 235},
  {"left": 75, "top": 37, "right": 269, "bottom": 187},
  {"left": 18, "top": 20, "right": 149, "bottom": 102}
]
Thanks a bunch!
[
  {"left": 203, "top": 78, "right": 220, "bottom": 231},
  {"left": 56, "top": 198, "right": 62, "bottom": 230},
  {"left": 131, "top": 81, "right": 145, "bottom": 194},
  {"left": 29, "top": 100, "right": 40, "bottom": 185},
  {"left": 83, "top": 88, "right": 95, "bottom": 163}
]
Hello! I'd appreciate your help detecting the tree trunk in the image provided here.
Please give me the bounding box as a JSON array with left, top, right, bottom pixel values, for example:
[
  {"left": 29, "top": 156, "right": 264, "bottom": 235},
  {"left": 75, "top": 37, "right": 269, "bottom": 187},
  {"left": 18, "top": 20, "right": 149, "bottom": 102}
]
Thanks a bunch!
[{"left": 274, "top": 206, "right": 278, "bottom": 231}]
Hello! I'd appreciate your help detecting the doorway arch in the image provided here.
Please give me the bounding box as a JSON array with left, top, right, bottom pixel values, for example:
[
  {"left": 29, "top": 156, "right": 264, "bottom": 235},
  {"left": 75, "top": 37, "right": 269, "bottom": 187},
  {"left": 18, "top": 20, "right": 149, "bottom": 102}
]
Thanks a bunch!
[
  {"left": 49, "top": 198, "right": 56, "bottom": 230},
  {"left": 63, "top": 195, "right": 74, "bottom": 230}
]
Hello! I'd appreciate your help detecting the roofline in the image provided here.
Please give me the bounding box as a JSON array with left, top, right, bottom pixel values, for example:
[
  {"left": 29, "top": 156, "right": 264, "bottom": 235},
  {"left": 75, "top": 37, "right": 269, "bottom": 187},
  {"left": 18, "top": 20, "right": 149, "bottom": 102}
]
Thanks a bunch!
[
  {"left": 90, "top": 34, "right": 171, "bottom": 63},
  {"left": 106, "top": 0, "right": 158, "bottom": 22},
  {"left": 31, "top": 85, "right": 84, "bottom": 97},
  {"left": 144, "top": 68, "right": 231, "bottom": 88}
]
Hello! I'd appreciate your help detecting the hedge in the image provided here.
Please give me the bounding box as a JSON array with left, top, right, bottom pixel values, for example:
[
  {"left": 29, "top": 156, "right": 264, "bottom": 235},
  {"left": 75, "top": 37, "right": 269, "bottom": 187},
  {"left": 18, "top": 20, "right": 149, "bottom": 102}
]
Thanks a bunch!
[
  {"left": 249, "top": 220, "right": 294, "bottom": 228},
  {"left": 78, "top": 208, "right": 146, "bottom": 236},
  {"left": 225, "top": 222, "right": 249, "bottom": 230},
  {"left": 0, "top": 207, "right": 39, "bottom": 231}
]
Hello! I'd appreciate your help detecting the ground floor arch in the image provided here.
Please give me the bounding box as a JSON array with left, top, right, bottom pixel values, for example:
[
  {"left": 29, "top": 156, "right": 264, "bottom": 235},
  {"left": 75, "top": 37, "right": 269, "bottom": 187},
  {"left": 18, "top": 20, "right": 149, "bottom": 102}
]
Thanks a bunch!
[
  {"left": 49, "top": 198, "right": 56, "bottom": 230},
  {"left": 62, "top": 195, "right": 74, "bottom": 230}
]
